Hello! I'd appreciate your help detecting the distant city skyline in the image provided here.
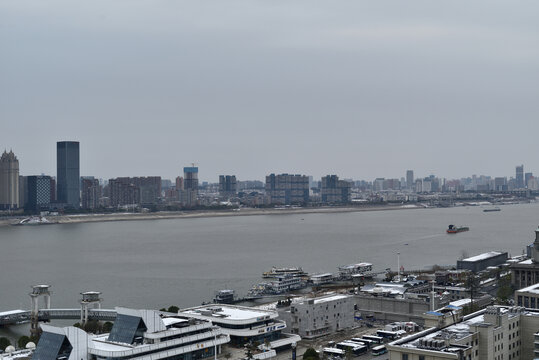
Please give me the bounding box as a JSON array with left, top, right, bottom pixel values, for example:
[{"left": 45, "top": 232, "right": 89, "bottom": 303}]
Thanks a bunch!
[
  {"left": 2, "top": 1, "right": 539, "bottom": 182},
  {"left": 0, "top": 143, "right": 535, "bottom": 184}
]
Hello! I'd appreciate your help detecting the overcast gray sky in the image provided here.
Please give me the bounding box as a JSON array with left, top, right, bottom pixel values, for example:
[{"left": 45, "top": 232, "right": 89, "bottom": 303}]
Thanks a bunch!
[{"left": 1, "top": 0, "right": 538, "bottom": 182}]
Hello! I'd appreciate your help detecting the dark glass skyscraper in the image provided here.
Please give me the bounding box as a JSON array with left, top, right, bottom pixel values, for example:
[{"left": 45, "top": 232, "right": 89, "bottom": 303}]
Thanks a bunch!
[{"left": 57, "top": 141, "right": 80, "bottom": 208}]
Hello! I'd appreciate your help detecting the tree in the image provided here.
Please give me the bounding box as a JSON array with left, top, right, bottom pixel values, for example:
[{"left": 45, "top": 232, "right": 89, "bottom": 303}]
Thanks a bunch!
[
  {"left": 497, "top": 274, "right": 513, "bottom": 304},
  {"left": 167, "top": 306, "right": 179, "bottom": 313},
  {"left": 17, "top": 336, "right": 30, "bottom": 349},
  {"left": 303, "top": 348, "right": 320, "bottom": 360},
  {"left": 159, "top": 308, "right": 167, "bottom": 312},
  {"left": 0, "top": 337, "right": 11, "bottom": 351},
  {"left": 103, "top": 321, "right": 114, "bottom": 332}
]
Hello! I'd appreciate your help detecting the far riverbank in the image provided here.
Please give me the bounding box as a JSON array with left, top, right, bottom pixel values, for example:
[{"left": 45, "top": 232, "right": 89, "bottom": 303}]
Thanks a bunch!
[{"left": 0, "top": 204, "right": 422, "bottom": 227}]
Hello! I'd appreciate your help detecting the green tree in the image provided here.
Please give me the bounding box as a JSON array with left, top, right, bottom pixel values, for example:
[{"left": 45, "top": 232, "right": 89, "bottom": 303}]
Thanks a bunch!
[
  {"left": 303, "top": 348, "right": 320, "bottom": 360},
  {"left": 103, "top": 321, "right": 114, "bottom": 333},
  {"left": 159, "top": 308, "right": 167, "bottom": 312},
  {"left": 17, "top": 336, "right": 30, "bottom": 349},
  {"left": 167, "top": 306, "right": 179, "bottom": 313},
  {"left": 497, "top": 274, "right": 513, "bottom": 304},
  {"left": 0, "top": 337, "right": 11, "bottom": 351}
]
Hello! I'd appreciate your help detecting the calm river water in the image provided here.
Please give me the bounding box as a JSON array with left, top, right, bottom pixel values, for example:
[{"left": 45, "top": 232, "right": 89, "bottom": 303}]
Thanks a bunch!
[{"left": 1, "top": 204, "right": 538, "bottom": 313}]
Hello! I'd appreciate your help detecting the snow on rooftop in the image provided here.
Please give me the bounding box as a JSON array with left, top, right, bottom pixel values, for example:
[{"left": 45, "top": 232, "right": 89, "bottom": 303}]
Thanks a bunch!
[
  {"left": 461, "top": 251, "right": 503, "bottom": 262},
  {"left": 182, "top": 305, "right": 275, "bottom": 321},
  {"left": 517, "top": 283, "right": 539, "bottom": 295},
  {"left": 449, "top": 298, "right": 472, "bottom": 308},
  {"left": 162, "top": 317, "right": 189, "bottom": 326},
  {"left": 518, "top": 259, "right": 534, "bottom": 265},
  {"left": 312, "top": 294, "right": 349, "bottom": 304}
]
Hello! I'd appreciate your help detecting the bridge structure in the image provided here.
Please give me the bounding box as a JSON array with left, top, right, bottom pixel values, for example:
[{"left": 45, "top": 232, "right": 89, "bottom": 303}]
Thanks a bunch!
[
  {"left": 0, "top": 308, "right": 117, "bottom": 326},
  {"left": 0, "top": 285, "right": 117, "bottom": 329}
]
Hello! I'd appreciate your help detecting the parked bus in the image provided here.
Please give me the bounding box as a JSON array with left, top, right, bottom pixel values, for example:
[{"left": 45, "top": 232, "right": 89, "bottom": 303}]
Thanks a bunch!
[
  {"left": 344, "top": 340, "right": 370, "bottom": 349},
  {"left": 372, "top": 345, "right": 387, "bottom": 356},
  {"left": 362, "top": 335, "right": 384, "bottom": 344},
  {"left": 323, "top": 347, "right": 345, "bottom": 358},
  {"left": 335, "top": 342, "right": 368, "bottom": 356},
  {"left": 351, "top": 338, "right": 374, "bottom": 348},
  {"left": 376, "top": 330, "right": 399, "bottom": 340}
]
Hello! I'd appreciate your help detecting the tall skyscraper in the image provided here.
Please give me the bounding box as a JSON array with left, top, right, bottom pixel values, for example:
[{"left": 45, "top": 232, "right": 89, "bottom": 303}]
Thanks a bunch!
[
  {"left": 516, "top": 165, "right": 524, "bottom": 189},
  {"left": 182, "top": 166, "right": 198, "bottom": 206},
  {"left": 525, "top": 172, "right": 533, "bottom": 188},
  {"left": 0, "top": 150, "right": 20, "bottom": 209},
  {"left": 57, "top": 141, "right": 80, "bottom": 208},
  {"left": 406, "top": 170, "right": 414, "bottom": 190}
]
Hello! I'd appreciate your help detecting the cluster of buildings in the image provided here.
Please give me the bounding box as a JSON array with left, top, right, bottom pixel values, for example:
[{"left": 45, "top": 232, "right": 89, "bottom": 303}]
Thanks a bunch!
[{"left": 1, "top": 142, "right": 538, "bottom": 213}]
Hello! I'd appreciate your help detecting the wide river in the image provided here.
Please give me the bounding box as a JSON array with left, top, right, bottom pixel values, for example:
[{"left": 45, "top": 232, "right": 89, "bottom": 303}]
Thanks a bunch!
[{"left": 1, "top": 204, "right": 539, "bottom": 313}]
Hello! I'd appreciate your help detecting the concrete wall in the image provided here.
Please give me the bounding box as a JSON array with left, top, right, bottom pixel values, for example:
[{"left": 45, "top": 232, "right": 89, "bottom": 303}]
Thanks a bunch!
[{"left": 354, "top": 295, "right": 433, "bottom": 325}]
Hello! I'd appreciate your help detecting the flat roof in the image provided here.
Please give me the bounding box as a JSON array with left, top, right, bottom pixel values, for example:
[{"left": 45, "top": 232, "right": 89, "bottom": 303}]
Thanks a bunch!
[
  {"left": 313, "top": 294, "right": 349, "bottom": 304},
  {"left": 460, "top": 251, "right": 505, "bottom": 263},
  {"left": 517, "top": 283, "right": 539, "bottom": 295},
  {"left": 181, "top": 304, "right": 277, "bottom": 322}
]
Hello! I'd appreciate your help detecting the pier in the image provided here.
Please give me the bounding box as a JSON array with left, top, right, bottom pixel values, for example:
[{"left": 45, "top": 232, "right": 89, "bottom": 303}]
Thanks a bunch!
[{"left": 0, "top": 285, "right": 116, "bottom": 329}]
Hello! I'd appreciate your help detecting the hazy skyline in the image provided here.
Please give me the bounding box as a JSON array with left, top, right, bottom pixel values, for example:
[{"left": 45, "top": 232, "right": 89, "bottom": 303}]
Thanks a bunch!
[{"left": 1, "top": 1, "right": 538, "bottom": 182}]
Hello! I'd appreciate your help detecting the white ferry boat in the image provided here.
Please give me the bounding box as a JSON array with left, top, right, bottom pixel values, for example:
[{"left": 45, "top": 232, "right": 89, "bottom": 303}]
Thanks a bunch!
[
  {"left": 262, "top": 266, "right": 307, "bottom": 278},
  {"left": 338, "top": 262, "right": 373, "bottom": 279}
]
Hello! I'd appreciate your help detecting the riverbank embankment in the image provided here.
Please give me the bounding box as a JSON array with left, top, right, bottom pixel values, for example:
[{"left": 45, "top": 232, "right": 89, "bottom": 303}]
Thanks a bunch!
[{"left": 0, "top": 204, "right": 422, "bottom": 227}]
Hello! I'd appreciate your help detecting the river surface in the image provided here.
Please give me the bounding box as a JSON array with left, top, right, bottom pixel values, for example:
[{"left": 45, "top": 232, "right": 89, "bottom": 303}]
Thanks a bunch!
[{"left": 1, "top": 204, "right": 538, "bottom": 313}]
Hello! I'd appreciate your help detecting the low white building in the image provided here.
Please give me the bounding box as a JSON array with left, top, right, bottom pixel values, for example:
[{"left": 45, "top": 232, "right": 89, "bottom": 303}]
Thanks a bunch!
[
  {"left": 180, "top": 304, "right": 300, "bottom": 350},
  {"left": 282, "top": 294, "right": 354, "bottom": 339},
  {"left": 32, "top": 307, "right": 229, "bottom": 360}
]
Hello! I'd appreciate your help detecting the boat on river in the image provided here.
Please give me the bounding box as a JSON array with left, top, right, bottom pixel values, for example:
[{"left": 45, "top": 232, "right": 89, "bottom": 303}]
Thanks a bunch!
[{"left": 447, "top": 224, "right": 469, "bottom": 234}]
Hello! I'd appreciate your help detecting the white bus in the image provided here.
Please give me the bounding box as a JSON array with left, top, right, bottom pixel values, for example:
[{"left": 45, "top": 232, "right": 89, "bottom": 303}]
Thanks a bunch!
[
  {"left": 376, "top": 330, "right": 400, "bottom": 340},
  {"left": 362, "top": 335, "right": 384, "bottom": 344},
  {"left": 372, "top": 345, "right": 387, "bottom": 356},
  {"left": 335, "top": 342, "right": 368, "bottom": 356},
  {"left": 323, "top": 347, "right": 345, "bottom": 358}
]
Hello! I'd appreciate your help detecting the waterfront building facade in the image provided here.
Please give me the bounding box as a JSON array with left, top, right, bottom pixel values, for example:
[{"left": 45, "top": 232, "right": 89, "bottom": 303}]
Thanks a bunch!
[
  {"left": 0, "top": 150, "right": 19, "bottom": 209},
  {"left": 109, "top": 178, "right": 140, "bottom": 207},
  {"left": 219, "top": 175, "right": 237, "bottom": 198},
  {"left": 320, "top": 175, "right": 351, "bottom": 204},
  {"left": 57, "top": 141, "right": 80, "bottom": 209},
  {"left": 181, "top": 304, "right": 300, "bottom": 349},
  {"left": 265, "top": 173, "right": 309, "bottom": 205},
  {"left": 388, "top": 306, "right": 539, "bottom": 360},
  {"left": 32, "top": 307, "right": 229, "bottom": 360},
  {"left": 81, "top": 178, "right": 101, "bottom": 209},
  {"left": 515, "top": 283, "right": 539, "bottom": 308},
  {"left": 25, "top": 175, "right": 51, "bottom": 212}
]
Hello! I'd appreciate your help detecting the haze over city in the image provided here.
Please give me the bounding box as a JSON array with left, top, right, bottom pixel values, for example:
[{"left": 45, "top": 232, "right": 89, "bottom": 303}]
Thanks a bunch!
[{"left": 2, "top": 0, "right": 539, "bottom": 181}]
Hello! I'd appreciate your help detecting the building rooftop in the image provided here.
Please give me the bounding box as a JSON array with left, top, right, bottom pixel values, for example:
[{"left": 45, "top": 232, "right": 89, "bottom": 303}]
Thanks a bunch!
[
  {"left": 460, "top": 251, "right": 504, "bottom": 263},
  {"left": 517, "top": 283, "right": 539, "bottom": 295},
  {"left": 181, "top": 304, "right": 277, "bottom": 322}
]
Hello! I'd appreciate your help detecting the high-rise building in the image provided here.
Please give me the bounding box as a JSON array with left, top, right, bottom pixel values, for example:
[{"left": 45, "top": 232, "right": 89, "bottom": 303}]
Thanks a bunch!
[
  {"left": 0, "top": 150, "right": 20, "bottom": 209},
  {"left": 219, "top": 175, "right": 237, "bottom": 198},
  {"left": 184, "top": 167, "right": 198, "bottom": 191},
  {"left": 109, "top": 178, "right": 140, "bottom": 207},
  {"left": 175, "top": 176, "right": 184, "bottom": 191},
  {"left": 406, "top": 170, "right": 414, "bottom": 190},
  {"left": 57, "top": 141, "right": 80, "bottom": 208},
  {"left": 516, "top": 164, "right": 524, "bottom": 189},
  {"left": 525, "top": 172, "right": 533, "bottom": 188},
  {"left": 321, "top": 175, "right": 351, "bottom": 203},
  {"left": 81, "top": 177, "right": 101, "bottom": 209},
  {"left": 26, "top": 175, "right": 51, "bottom": 212},
  {"left": 265, "top": 173, "right": 309, "bottom": 205},
  {"left": 182, "top": 167, "right": 198, "bottom": 206}
]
